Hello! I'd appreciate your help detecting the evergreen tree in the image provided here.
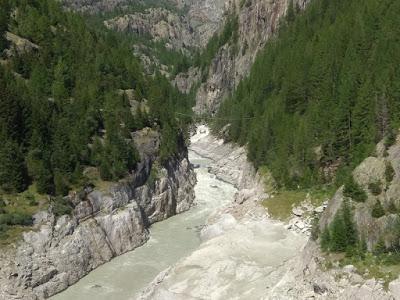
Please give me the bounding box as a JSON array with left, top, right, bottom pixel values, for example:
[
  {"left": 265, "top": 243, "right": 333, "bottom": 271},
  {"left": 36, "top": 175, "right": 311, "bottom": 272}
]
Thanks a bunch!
[
  {"left": 342, "top": 198, "right": 357, "bottom": 247},
  {"left": 0, "top": 0, "right": 9, "bottom": 53},
  {"left": 0, "top": 137, "right": 28, "bottom": 192},
  {"left": 330, "top": 212, "right": 347, "bottom": 252},
  {"left": 371, "top": 200, "right": 385, "bottom": 218},
  {"left": 320, "top": 227, "right": 331, "bottom": 252}
]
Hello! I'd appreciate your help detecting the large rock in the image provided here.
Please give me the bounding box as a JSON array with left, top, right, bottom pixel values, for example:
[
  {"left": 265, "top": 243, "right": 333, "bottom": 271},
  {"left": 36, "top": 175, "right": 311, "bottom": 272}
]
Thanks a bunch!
[{"left": 0, "top": 148, "right": 196, "bottom": 299}]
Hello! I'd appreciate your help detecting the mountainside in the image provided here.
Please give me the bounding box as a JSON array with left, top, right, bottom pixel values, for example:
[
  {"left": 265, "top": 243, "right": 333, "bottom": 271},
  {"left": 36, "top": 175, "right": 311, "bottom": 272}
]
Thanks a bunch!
[
  {"left": 2, "top": 0, "right": 400, "bottom": 298},
  {"left": 193, "top": 0, "right": 308, "bottom": 114},
  {"left": 214, "top": 0, "right": 400, "bottom": 188},
  {"left": 0, "top": 1, "right": 196, "bottom": 298}
]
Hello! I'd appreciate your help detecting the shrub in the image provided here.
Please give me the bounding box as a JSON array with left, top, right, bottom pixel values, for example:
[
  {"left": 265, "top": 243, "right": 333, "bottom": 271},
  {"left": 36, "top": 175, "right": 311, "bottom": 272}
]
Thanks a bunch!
[
  {"left": 368, "top": 181, "right": 382, "bottom": 196},
  {"left": 371, "top": 200, "right": 385, "bottom": 218},
  {"left": 330, "top": 213, "right": 347, "bottom": 252},
  {"left": 385, "top": 162, "right": 395, "bottom": 184},
  {"left": 384, "top": 129, "right": 397, "bottom": 150},
  {"left": 311, "top": 217, "right": 320, "bottom": 241},
  {"left": 373, "top": 237, "right": 387, "bottom": 255},
  {"left": 320, "top": 227, "right": 331, "bottom": 252},
  {"left": 0, "top": 212, "right": 33, "bottom": 226},
  {"left": 25, "top": 193, "right": 38, "bottom": 206},
  {"left": 51, "top": 196, "right": 73, "bottom": 217},
  {"left": 344, "top": 176, "right": 367, "bottom": 202},
  {"left": 387, "top": 200, "right": 398, "bottom": 214}
]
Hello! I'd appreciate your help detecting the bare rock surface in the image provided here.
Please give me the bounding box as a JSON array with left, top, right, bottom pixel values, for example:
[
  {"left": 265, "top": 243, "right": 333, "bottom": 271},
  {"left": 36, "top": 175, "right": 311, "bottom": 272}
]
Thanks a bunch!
[
  {"left": 139, "top": 126, "right": 400, "bottom": 300},
  {"left": 194, "top": 0, "right": 310, "bottom": 114},
  {"left": 0, "top": 129, "right": 196, "bottom": 300}
]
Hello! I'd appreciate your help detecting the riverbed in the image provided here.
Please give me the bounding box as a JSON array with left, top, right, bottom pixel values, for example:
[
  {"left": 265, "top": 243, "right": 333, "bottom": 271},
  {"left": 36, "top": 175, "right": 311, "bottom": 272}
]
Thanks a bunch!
[{"left": 51, "top": 151, "right": 237, "bottom": 300}]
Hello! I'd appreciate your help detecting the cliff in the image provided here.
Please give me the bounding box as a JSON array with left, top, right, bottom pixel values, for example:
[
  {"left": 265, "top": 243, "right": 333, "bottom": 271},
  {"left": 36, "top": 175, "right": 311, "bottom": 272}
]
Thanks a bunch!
[
  {"left": 0, "top": 129, "right": 196, "bottom": 299},
  {"left": 193, "top": 0, "right": 309, "bottom": 114}
]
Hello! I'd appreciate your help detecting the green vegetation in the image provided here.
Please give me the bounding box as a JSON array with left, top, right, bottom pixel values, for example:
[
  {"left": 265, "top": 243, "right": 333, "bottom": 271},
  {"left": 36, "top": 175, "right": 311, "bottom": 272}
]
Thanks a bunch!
[
  {"left": 368, "top": 181, "right": 382, "bottom": 196},
  {"left": 261, "top": 187, "right": 333, "bottom": 220},
  {"left": 0, "top": 0, "right": 9, "bottom": 54},
  {"left": 213, "top": 0, "right": 400, "bottom": 188},
  {"left": 0, "top": 0, "right": 192, "bottom": 198},
  {"left": 320, "top": 199, "right": 357, "bottom": 252},
  {"left": 371, "top": 200, "right": 385, "bottom": 218},
  {"left": 385, "top": 162, "right": 395, "bottom": 184},
  {"left": 0, "top": 0, "right": 194, "bottom": 240},
  {"left": 343, "top": 177, "right": 367, "bottom": 202},
  {"left": 193, "top": 14, "right": 239, "bottom": 79}
]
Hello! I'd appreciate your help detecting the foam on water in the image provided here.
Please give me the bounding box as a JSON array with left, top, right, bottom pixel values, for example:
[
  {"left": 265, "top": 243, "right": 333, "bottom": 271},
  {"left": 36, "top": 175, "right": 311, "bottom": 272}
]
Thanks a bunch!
[{"left": 51, "top": 149, "right": 237, "bottom": 300}]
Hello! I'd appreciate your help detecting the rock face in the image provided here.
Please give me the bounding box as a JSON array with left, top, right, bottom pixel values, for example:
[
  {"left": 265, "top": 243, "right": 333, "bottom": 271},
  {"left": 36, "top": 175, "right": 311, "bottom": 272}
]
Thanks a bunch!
[
  {"left": 0, "top": 129, "right": 196, "bottom": 300},
  {"left": 103, "top": 0, "right": 226, "bottom": 51},
  {"left": 319, "top": 137, "right": 400, "bottom": 250},
  {"left": 194, "top": 0, "right": 309, "bottom": 114},
  {"left": 138, "top": 125, "right": 306, "bottom": 300},
  {"left": 60, "top": 0, "right": 131, "bottom": 13}
]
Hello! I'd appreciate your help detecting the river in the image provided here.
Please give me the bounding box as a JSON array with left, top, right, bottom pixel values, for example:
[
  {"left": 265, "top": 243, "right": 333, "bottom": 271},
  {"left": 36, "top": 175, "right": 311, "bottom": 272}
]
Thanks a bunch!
[{"left": 51, "top": 151, "right": 237, "bottom": 300}]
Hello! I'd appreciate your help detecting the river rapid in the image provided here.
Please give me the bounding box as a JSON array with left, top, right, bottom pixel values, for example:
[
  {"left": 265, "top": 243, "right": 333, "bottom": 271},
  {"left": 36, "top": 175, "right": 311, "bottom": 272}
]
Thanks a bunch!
[
  {"left": 53, "top": 126, "right": 306, "bottom": 300},
  {"left": 51, "top": 150, "right": 237, "bottom": 300}
]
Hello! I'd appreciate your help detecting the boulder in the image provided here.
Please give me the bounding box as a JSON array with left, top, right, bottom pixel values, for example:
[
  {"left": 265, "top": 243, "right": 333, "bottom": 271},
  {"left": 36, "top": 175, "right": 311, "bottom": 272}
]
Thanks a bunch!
[{"left": 292, "top": 207, "right": 304, "bottom": 217}]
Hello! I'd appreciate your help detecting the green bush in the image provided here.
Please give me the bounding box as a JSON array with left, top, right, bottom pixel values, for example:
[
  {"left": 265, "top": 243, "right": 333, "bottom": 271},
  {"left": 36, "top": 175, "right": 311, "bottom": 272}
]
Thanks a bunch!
[
  {"left": 385, "top": 162, "right": 395, "bottom": 184},
  {"left": 344, "top": 177, "right": 367, "bottom": 202},
  {"left": 387, "top": 200, "right": 398, "bottom": 214},
  {"left": 320, "top": 227, "right": 331, "bottom": 252},
  {"left": 371, "top": 200, "right": 385, "bottom": 218},
  {"left": 368, "top": 181, "right": 382, "bottom": 196},
  {"left": 330, "top": 213, "right": 347, "bottom": 252},
  {"left": 0, "top": 212, "right": 33, "bottom": 226},
  {"left": 311, "top": 216, "right": 320, "bottom": 241},
  {"left": 384, "top": 129, "right": 397, "bottom": 150},
  {"left": 51, "top": 196, "right": 73, "bottom": 217}
]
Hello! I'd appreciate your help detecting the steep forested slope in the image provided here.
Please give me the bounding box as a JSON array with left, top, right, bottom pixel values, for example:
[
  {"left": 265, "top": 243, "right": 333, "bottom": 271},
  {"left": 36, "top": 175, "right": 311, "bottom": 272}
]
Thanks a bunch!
[
  {"left": 214, "top": 0, "right": 400, "bottom": 188},
  {"left": 0, "top": 0, "right": 192, "bottom": 206}
]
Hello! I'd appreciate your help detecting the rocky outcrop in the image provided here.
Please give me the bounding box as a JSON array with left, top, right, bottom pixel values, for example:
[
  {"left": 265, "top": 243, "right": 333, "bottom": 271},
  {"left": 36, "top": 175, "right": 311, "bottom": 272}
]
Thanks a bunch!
[
  {"left": 194, "top": 0, "right": 309, "bottom": 114},
  {"left": 138, "top": 125, "right": 306, "bottom": 299},
  {"left": 103, "top": 0, "right": 226, "bottom": 52},
  {"left": 319, "top": 137, "right": 400, "bottom": 250},
  {"left": 60, "top": 0, "right": 131, "bottom": 13},
  {"left": 140, "top": 126, "right": 400, "bottom": 300},
  {"left": 0, "top": 129, "right": 196, "bottom": 300},
  {"left": 171, "top": 67, "right": 201, "bottom": 94},
  {"left": 105, "top": 8, "right": 195, "bottom": 52}
]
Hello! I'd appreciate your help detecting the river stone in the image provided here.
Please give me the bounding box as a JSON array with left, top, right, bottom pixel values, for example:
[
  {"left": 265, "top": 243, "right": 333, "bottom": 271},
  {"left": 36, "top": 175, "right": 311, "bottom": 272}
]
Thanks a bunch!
[
  {"left": 314, "top": 206, "right": 324, "bottom": 214},
  {"left": 292, "top": 207, "right": 304, "bottom": 217}
]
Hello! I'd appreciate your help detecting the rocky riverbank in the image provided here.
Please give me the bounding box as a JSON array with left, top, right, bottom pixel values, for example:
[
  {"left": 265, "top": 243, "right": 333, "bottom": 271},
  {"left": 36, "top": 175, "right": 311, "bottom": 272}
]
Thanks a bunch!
[
  {"left": 0, "top": 131, "right": 196, "bottom": 300},
  {"left": 139, "top": 125, "right": 400, "bottom": 300},
  {"left": 138, "top": 125, "right": 306, "bottom": 299}
]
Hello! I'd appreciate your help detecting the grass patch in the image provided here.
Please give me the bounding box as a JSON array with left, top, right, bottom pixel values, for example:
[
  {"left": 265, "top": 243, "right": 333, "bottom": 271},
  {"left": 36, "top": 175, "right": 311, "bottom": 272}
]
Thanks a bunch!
[
  {"left": 262, "top": 186, "right": 335, "bottom": 221},
  {"left": 82, "top": 166, "right": 113, "bottom": 193},
  {"left": 339, "top": 252, "right": 400, "bottom": 289},
  {"left": 262, "top": 190, "right": 307, "bottom": 220},
  {"left": 0, "top": 225, "right": 33, "bottom": 248},
  {"left": 321, "top": 251, "right": 400, "bottom": 290},
  {"left": 0, "top": 184, "right": 48, "bottom": 246}
]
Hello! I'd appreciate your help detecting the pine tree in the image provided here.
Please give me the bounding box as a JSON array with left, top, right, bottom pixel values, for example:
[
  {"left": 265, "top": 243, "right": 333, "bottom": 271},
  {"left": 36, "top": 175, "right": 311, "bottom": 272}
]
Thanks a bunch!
[
  {"left": 320, "top": 227, "right": 331, "bottom": 252},
  {"left": 371, "top": 200, "right": 385, "bottom": 218},
  {"left": 342, "top": 198, "right": 357, "bottom": 247},
  {"left": 0, "top": 0, "right": 9, "bottom": 53},
  {"left": 330, "top": 212, "right": 347, "bottom": 252},
  {"left": 0, "top": 137, "right": 28, "bottom": 192}
]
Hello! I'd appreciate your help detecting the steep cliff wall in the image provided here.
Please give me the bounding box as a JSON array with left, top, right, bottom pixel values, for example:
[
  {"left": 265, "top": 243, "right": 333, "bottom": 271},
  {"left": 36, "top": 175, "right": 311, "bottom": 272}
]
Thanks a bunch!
[
  {"left": 194, "top": 0, "right": 308, "bottom": 114},
  {"left": 0, "top": 135, "right": 196, "bottom": 299},
  {"left": 102, "top": 0, "right": 227, "bottom": 51}
]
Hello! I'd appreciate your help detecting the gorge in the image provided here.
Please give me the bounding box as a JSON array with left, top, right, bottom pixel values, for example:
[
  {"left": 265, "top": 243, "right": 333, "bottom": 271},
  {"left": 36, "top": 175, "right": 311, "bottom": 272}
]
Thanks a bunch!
[{"left": 1, "top": 0, "right": 400, "bottom": 299}]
